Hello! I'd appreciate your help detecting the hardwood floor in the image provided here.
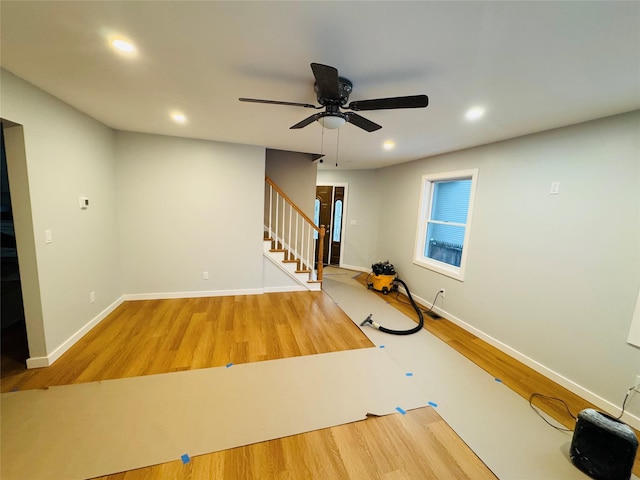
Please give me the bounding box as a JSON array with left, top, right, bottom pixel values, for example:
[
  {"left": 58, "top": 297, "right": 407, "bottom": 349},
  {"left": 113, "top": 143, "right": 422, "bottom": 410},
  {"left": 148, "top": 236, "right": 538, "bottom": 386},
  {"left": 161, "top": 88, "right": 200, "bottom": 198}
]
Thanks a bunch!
[
  {"left": 1, "top": 292, "right": 372, "bottom": 392},
  {"left": 0, "top": 290, "right": 496, "bottom": 479}
]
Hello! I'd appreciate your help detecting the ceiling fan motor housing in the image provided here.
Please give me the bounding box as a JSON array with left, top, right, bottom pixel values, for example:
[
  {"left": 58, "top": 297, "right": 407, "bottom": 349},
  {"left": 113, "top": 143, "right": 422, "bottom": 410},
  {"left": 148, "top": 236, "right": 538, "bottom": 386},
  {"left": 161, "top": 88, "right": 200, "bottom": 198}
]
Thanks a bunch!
[
  {"left": 239, "top": 62, "right": 428, "bottom": 132},
  {"left": 315, "top": 77, "right": 352, "bottom": 106}
]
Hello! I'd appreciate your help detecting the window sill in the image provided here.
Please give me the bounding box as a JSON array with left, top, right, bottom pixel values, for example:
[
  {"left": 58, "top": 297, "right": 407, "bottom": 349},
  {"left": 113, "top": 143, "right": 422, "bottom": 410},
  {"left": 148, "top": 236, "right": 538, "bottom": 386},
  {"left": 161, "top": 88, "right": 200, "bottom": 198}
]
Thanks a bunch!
[{"left": 413, "top": 257, "right": 465, "bottom": 281}]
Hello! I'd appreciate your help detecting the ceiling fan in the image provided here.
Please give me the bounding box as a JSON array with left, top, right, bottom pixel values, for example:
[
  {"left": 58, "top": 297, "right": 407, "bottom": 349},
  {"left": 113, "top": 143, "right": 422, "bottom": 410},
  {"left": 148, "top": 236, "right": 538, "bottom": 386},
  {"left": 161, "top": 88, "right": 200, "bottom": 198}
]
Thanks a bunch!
[{"left": 239, "top": 63, "right": 428, "bottom": 132}]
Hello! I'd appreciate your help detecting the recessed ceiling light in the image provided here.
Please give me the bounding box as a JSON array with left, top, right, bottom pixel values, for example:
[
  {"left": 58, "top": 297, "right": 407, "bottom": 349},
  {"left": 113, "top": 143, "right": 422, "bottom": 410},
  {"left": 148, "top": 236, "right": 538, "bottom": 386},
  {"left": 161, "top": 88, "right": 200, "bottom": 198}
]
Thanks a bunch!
[
  {"left": 111, "top": 39, "right": 135, "bottom": 53},
  {"left": 465, "top": 107, "right": 485, "bottom": 121},
  {"left": 171, "top": 112, "right": 187, "bottom": 124},
  {"left": 383, "top": 141, "right": 395, "bottom": 150}
]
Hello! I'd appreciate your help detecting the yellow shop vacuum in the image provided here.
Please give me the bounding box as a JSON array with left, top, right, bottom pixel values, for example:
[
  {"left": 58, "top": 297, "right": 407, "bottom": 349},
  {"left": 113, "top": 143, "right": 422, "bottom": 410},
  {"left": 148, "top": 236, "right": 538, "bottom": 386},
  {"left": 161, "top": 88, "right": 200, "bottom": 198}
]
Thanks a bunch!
[
  {"left": 361, "top": 260, "right": 426, "bottom": 336},
  {"left": 367, "top": 261, "right": 397, "bottom": 295}
]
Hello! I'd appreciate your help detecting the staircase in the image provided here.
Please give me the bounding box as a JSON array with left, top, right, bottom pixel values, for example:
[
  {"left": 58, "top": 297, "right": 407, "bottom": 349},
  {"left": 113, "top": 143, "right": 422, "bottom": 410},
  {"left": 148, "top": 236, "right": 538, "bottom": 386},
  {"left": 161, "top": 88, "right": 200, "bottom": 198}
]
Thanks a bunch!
[{"left": 264, "top": 176, "right": 325, "bottom": 292}]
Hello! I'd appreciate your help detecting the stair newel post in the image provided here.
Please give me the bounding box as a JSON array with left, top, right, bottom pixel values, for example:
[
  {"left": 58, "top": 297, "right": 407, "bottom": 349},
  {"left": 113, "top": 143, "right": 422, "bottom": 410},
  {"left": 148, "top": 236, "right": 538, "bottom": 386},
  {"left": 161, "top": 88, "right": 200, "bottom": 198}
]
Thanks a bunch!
[{"left": 317, "top": 225, "right": 325, "bottom": 282}]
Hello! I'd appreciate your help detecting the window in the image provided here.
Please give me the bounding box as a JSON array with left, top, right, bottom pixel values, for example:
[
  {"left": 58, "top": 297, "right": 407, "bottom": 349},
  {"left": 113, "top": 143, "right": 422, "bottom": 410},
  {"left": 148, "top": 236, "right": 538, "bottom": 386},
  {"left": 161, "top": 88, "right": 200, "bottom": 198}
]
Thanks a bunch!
[
  {"left": 414, "top": 169, "right": 478, "bottom": 280},
  {"left": 332, "top": 200, "right": 343, "bottom": 242}
]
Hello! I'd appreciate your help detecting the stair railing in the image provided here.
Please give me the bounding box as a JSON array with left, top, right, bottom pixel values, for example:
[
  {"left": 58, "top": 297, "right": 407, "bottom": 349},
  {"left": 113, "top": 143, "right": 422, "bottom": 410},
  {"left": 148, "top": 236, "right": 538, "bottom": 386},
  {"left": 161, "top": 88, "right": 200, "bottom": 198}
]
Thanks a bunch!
[{"left": 265, "top": 176, "right": 324, "bottom": 282}]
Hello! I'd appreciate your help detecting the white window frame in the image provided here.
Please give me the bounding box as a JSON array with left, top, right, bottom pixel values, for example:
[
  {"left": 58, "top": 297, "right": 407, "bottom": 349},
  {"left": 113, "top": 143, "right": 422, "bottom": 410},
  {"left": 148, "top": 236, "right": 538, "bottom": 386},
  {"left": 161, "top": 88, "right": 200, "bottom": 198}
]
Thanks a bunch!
[{"left": 413, "top": 169, "right": 478, "bottom": 281}]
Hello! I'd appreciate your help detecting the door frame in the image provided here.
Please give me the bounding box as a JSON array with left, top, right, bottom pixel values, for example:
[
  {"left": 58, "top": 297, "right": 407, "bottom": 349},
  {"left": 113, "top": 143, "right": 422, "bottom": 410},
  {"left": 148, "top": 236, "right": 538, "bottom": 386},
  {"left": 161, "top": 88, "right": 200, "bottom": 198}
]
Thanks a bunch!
[{"left": 315, "top": 182, "right": 349, "bottom": 268}]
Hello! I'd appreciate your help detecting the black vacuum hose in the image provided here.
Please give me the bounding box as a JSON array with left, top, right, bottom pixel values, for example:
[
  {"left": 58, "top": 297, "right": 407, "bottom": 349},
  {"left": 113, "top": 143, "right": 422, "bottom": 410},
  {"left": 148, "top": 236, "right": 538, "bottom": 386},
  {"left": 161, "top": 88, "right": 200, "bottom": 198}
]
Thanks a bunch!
[{"left": 361, "top": 278, "right": 424, "bottom": 335}]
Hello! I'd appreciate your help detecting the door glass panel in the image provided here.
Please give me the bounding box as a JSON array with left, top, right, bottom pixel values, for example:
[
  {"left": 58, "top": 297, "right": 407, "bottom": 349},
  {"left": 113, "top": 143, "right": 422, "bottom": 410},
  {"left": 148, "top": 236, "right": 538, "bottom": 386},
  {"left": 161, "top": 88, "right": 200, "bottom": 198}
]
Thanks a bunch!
[
  {"left": 314, "top": 198, "right": 320, "bottom": 239},
  {"left": 332, "top": 200, "right": 343, "bottom": 242}
]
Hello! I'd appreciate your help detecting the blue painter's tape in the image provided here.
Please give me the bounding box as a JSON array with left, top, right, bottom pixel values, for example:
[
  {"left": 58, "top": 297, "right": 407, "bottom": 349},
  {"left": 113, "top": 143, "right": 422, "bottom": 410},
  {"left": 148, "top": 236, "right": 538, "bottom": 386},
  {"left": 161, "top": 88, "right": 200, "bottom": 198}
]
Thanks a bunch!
[
  {"left": 181, "top": 453, "right": 190, "bottom": 464},
  {"left": 395, "top": 406, "right": 407, "bottom": 415},
  {"left": 405, "top": 372, "right": 413, "bottom": 377},
  {"left": 226, "top": 363, "right": 233, "bottom": 368},
  {"left": 428, "top": 401, "right": 438, "bottom": 408},
  {"left": 378, "top": 345, "right": 385, "bottom": 349},
  {"left": 495, "top": 378, "right": 503, "bottom": 383}
]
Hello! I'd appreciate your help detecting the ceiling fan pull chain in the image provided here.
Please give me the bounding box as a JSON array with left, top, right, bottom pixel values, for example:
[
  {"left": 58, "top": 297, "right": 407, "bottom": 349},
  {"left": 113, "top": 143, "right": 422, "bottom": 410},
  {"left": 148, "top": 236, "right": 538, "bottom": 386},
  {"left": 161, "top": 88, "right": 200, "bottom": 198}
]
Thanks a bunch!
[{"left": 335, "top": 128, "right": 340, "bottom": 168}]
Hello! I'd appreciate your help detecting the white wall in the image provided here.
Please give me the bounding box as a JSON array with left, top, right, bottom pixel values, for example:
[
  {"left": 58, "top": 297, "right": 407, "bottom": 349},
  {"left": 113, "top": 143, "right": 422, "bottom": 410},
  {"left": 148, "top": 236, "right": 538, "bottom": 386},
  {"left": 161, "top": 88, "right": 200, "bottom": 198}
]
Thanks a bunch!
[
  {"left": 115, "top": 131, "right": 265, "bottom": 296},
  {"left": 317, "top": 169, "right": 381, "bottom": 270},
  {"left": 375, "top": 111, "right": 640, "bottom": 419},
  {"left": 1, "top": 70, "right": 122, "bottom": 359}
]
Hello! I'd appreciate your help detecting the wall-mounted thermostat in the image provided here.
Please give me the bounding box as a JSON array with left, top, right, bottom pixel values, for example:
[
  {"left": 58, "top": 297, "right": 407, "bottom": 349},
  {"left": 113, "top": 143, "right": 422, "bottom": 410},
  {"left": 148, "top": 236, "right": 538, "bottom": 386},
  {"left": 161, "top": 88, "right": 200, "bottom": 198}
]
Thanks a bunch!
[{"left": 79, "top": 196, "right": 89, "bottom": 209}]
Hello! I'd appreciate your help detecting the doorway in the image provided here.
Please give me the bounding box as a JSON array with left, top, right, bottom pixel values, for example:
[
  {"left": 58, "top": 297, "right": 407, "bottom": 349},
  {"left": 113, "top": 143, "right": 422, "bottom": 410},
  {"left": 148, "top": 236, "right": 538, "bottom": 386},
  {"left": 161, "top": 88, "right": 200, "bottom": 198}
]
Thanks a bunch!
[
  {"left": 1, "top": 124, "right": 29, "bottom": 368},
  {"left": 315, "top": 184, "right": 346, "bottom": 267}
]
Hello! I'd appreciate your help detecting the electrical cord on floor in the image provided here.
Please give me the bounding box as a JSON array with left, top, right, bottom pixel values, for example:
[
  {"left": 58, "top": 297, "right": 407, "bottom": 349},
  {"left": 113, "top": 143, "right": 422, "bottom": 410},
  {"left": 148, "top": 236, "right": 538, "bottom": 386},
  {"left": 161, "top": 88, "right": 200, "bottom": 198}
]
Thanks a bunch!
[
  {"left": 394, "top": 289, "right": 443, "bottom": 318},
  {"left": 616, "top": 384, "right": 637, "bottom": 420},
  {"left": 361, "top": 278, "right": 424, "bottom": 335},
  {"left": 530, "top": 384, "right": 638, "bottom": 432},
  {"left": 528, "top": 393, "right": 576, "bottom": 433}
]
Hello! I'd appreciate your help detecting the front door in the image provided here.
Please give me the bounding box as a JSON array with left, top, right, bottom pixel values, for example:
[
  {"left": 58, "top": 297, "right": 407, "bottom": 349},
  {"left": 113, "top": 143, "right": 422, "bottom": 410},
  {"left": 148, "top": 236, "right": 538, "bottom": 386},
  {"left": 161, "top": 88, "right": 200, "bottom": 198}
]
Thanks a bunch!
[
  {"left": 329, "top": 186, "right": 344, "bottom": 265},
  {"left": 315, "top": 186, "right": 332, "bottom": 266},
  {"left": 315, "top": 185, "right": 345, "bottom": 266}
]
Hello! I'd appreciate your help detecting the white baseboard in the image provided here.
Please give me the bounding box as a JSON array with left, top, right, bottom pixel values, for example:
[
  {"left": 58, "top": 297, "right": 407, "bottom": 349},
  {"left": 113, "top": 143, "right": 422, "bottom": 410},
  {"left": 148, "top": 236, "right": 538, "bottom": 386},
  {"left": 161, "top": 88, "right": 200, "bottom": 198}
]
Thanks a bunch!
[
  {"left": 404, "top": 288, "right": 640, "bottom": 431},
  {"left": 25, "top": 288, "right": 263, "bottom": 369},
  {"left": 26, "top": 296, "right": 125, "bottom": 369},
  {"left": 123, "top": 288, "right": 264, "bottom": 301},
  {"left": 264, "top": 285, "right": 307, "bottom": 293},
  {"left": 336, "top": 263, "right": 370, "bottom": 274}
]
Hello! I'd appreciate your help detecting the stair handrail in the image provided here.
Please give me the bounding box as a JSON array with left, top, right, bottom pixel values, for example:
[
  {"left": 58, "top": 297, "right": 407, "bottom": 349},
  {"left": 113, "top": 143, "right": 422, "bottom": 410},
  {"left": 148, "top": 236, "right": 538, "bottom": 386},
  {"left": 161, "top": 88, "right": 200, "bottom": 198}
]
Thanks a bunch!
[
  {"left": 265, "top": 177, "right": 318, "bottom": 231},
  {"left": 265, "top": 176, "right": 324, "bottom": 282}
]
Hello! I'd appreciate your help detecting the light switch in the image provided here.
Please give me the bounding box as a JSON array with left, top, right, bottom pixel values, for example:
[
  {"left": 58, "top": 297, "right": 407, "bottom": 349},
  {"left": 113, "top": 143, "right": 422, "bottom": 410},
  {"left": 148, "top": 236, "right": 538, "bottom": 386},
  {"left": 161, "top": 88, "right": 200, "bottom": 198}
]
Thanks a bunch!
[
  {"left": 550, "top": 182, "right": 560, "bottom": 194},
  {"left": 45, "top": 229, "right": 53, "bottom": 244}
]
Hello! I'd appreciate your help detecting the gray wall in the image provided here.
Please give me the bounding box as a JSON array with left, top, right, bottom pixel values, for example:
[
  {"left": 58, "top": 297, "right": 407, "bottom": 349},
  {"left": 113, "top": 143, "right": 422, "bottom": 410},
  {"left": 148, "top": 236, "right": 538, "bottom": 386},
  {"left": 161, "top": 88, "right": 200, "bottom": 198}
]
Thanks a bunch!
[
  {"left": 265, "top": 149, "right": 318, "bottom": 218},
  {"left": 1, "top": 69, "right": 121, "bottom": 357},
  {"left": 318, "top": 111, "right": 640, "bottom": 421},
  {"left": 115, "top": 131, "right": 265, "bottom": 295},
  {"left": 375, "top": 111, "right": 640, "bottom": 419},
  {"left": 1, "top": 69, "right": 267, "bottom": 362}
]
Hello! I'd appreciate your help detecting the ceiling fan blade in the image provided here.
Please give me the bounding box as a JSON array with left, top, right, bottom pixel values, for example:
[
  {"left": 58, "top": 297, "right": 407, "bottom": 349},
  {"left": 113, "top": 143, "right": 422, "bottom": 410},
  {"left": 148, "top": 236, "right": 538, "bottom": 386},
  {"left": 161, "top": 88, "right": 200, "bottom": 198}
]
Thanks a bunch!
[
  {"left": 345, "top": 112, "right": 382, "bottom": 132},
  {"left": 347, "top": 95, "right": 428, "bottom": 111},
  {"left": 310, "top": 63, "right": 340, "bottom": 101},
  {"left": 239, "top": 98, "right": 320, "bottom": 109},
  {"left": 290, "top": 113, "right": 323, "bottom": 129}
]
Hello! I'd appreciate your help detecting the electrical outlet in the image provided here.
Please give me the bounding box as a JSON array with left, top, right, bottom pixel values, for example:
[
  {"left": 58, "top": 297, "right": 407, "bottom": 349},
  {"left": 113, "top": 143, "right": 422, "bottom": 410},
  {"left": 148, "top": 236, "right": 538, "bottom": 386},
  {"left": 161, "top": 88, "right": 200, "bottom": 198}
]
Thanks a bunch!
[
  {"left": 90, "top": 291, "right": 95, "bottom": 304},
  {"left": 439, "top": 288, "right": 445, "bottom": 298},
  {"left": 202, "top": 271, "right": 209, "bottom": 280}
]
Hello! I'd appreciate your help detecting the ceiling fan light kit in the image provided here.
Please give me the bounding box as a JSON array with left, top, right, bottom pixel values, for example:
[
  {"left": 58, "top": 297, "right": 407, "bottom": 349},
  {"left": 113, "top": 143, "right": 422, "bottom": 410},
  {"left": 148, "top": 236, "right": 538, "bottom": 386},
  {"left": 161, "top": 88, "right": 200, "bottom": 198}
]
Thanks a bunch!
[
  {"left": 318, "top": 115, "right": 346, "bottom": 129},
  {"left": 240, "top": 63, "right": 428, "bottom": 132}
]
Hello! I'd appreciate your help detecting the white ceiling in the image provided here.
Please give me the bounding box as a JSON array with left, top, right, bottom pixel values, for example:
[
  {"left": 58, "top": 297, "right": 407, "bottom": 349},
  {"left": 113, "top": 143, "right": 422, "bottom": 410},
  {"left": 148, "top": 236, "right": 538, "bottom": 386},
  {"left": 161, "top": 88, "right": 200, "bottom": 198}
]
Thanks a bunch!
[{"left": 1, "top": 1, "right": 639, "bottom": 169}]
